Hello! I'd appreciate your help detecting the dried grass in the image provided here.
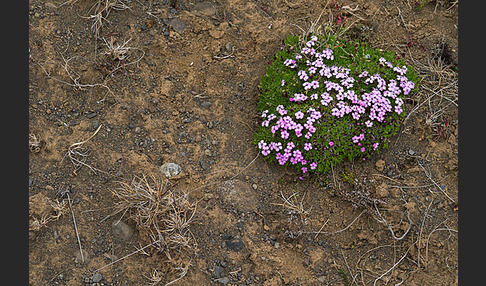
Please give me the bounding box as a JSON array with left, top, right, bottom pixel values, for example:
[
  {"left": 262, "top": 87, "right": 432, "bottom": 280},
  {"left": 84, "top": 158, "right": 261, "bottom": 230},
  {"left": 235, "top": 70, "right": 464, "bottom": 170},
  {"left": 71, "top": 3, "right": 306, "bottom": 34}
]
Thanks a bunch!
[{"left": 106, "top": 173, "right": 198, "bottom": 284}]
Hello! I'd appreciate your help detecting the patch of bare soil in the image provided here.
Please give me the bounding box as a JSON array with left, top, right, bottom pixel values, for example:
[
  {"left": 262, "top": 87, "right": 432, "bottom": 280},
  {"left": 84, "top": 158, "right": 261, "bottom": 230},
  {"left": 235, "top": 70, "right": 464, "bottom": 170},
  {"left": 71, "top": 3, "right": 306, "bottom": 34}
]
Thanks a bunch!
[{"left": 29, "top": 0, "right": 458, "bottom": 285}]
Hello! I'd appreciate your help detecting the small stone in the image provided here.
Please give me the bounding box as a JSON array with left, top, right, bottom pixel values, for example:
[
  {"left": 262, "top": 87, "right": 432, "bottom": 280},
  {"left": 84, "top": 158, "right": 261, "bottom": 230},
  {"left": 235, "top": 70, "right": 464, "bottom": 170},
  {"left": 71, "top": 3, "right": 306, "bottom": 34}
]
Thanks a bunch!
[
  {"left": 91, "top": 272, "right": 102, "bottom": 283},
  {"left": 213, "top": 265, "right": 225, "bottom": 278},
  {"left": 86, "top": 112, "right": 97, "bottom": 118},
  {"left": 216, "top": 277, "right": 230, "bottom": 285},
  {"left": 135, "top": 127, "right": 141, "bottom": 133},
  {"left": 199, "top": 160, "right": 207, "bottom": 170},
  {"left": 274, "top": 242, "right": 280, "bottom": 249},
  {"left": 112, "top": 220, "right": 134, "bottom": 241},
  {"left": 375, "top": 159, "right": 385, "bottom": 172},
  {"left": 200, "top": 102, "right": 211, "bottom": 108},
  {"left": 225, "top": 42, "right": 232, "bottom": 53},
  {"left": 205, "top": 149, "right": 212, "bottom": 156},
  {"left": 252, "top": 184, "right": 257, "bottom": 190},
  {"left": 225, "top": 237, "right": 244, "bottom": 252},
  {"left": 169, "top": 18, "right": 186, "bottom": 33},
  {"left": 408, "top": 149, "right": 415, "bottom": 156},
  {"left": 160, "top": 162, "right": 182, "bottom": 178},
  {"left": 193, "top": 2, "right": 217, "bottom": 16}
]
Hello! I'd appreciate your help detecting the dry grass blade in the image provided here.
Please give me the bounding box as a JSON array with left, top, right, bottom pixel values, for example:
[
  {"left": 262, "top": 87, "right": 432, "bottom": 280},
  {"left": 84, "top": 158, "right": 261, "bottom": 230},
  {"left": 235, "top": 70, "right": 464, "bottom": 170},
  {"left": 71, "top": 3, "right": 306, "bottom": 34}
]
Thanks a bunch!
[
  {"left": 62, "top": 124, "right": 105, "bottom": 175},
  {"left": 272, "top": 190, "right": 312, "bottom": 224},
  {"left": 64, "top": 191, "right": 85, "bottom": 263},
  {"left": 85, "top": 0, "right": 132, "bottom": 40}
]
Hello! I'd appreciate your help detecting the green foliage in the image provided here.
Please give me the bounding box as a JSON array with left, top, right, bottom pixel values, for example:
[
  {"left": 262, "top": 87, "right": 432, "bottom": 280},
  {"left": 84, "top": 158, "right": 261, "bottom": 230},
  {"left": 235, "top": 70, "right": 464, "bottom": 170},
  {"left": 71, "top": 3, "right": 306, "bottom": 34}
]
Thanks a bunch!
[{"left": 254, "top": 33, "right": 419, "bottom": 176}]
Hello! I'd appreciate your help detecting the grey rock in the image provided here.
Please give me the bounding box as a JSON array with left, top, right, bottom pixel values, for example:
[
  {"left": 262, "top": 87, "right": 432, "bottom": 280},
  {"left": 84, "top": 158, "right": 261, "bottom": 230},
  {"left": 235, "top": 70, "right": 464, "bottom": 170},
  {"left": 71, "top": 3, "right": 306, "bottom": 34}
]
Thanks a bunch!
[
  {"left": 213, "top": 265, "right": 225, "bottom": 278},
  {"left": 200, "top": 101, "right": 211, "bottom": 108},
  {"left": 193, "top": 2, "right": 217, "bottom": 16},
  {"left": 199, "top": 160, "right": 207, "bottom": 170},
  {"left": 216, "top": 277, "right": 230, "bottom": 285},
  {"left": 170, "top": 18, "right": 186, "bottom": 33},
  {"left": 408, "top": 149, "right": 415, "bottom": 155},
  {"left": 111, "top": 220, "right": 134, "bottom": 241},
  {"left": 160, "top": 162, "right": 182, "bottom": 178},
  {"left": 91, "top": 272, "right": 102, "bottom": 283}
]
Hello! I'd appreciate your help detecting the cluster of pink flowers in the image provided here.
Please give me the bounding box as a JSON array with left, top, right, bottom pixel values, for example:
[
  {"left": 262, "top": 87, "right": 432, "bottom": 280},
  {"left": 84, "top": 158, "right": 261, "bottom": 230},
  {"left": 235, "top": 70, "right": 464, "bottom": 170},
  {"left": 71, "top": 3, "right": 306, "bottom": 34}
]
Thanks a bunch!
[{"left": 258, "top": 35, "right": 414, "bottom": 175}]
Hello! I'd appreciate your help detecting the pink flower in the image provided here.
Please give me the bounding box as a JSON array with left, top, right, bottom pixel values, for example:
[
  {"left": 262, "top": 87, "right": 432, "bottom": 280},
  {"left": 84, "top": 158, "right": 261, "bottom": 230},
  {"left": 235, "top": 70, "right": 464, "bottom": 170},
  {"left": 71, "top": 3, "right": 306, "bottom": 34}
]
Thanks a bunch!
[
  {"left": 295, "top": 111, "right": 304, "bottom": 119},
  {"left": 329, "top": 141, "right": 334, "bottom": 146},
  {"left": 360, "top": 147, "right": 365, "bottom": 152}
]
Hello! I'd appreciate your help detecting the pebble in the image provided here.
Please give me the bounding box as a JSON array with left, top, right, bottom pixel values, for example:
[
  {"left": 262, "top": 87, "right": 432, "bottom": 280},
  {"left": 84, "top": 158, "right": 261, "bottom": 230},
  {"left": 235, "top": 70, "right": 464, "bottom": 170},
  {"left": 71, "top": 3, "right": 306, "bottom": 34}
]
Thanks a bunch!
[
  {"left": 91, "top": 272, "right": 102, "bottom": 283},
  {"left": 216, "top": 277, "right": 230, "bottom": 285},
  {"left": 213, "top": 265, "right": 225, "bottom": 278},
  {"left": 252, "top": 184, "right": 257, "bottom": 190},
  {"left": 193, "top": 2, "right": 217, "bottom": 16},
  {"left": 111, "top": 220, "right": 134, "bottom": 241},
  {"left": 199, "top": 160, "right": 207, "bottom": 170},
  {"left": 169, "top": 18, "right": 186, "bottom": 33},
  {"left": 200, "top": 101, "right": 211, "bottom": 108},
  {"left": 408, "top": 149, "right": 415, "bottom": 156},
  {"left": 160, "top": 162, "right": 182, "bottom": 178},
  {"left": 274, "top": 242, "right": 280, "bottom": 249},
  {"left": 225, "top": 237, "right": 244, "bottom": 252}
]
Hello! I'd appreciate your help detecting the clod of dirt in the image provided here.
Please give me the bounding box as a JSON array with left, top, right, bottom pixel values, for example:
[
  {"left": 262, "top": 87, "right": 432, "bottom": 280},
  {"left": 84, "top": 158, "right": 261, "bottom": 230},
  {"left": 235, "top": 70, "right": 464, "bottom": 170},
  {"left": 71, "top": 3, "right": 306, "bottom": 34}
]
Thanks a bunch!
[
  {"left": 217, "top": 179, "right": 259, "bottom": 213},
  {"left": 160, "top": 162, "right": 182, "bottom": 178},
  {"left": 75, "top": 249, "right": 90, "bottom": 264},
  {"left": 192, "top": 2, "right": 217, "bottom": 17},
  {"left": 376, "top": 182, "right": 389, "bottom": 198},
  {"left": 111, "top": 220, "right": 134, "bottom": 241},
  {"left": 375, "top": 159, "right": 386, "bottom": 172},
  {"left": 357, "top": 230, "right": 378, "bottom": 245}
]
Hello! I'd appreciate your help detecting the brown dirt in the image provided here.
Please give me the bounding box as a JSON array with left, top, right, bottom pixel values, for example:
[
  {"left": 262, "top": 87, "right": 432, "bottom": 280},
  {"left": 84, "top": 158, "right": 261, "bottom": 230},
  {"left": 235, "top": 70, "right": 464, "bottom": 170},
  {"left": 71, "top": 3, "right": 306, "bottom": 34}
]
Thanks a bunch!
[{"left": 29, "top": 0, "right": 458, "bottom": 285}]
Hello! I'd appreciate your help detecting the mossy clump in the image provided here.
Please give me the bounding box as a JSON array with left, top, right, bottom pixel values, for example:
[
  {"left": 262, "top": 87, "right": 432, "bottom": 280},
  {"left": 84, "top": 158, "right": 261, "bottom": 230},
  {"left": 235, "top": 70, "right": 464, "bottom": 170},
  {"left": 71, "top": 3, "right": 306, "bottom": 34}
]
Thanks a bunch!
[{"left": 254, "top": 33, "right": 418, "bottom": 176}]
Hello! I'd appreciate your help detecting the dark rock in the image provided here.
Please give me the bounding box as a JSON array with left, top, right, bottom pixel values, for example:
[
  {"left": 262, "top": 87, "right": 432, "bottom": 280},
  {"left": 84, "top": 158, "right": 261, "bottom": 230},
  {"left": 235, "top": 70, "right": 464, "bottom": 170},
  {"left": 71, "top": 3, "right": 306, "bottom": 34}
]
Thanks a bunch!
[{"left": 226, "top": 237, "right": 244, "bottom": 252}]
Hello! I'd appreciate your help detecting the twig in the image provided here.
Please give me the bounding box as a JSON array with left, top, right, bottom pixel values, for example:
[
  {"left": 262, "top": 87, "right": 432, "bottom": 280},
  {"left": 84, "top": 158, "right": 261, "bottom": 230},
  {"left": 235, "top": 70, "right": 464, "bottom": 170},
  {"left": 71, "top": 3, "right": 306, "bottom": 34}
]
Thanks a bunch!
[
  {"left": 340, "top": 248, "right": 356, "bottom": 286},
  {"left": 304, "top": 209, "right": 365, "bottom": 236},
  {"left": 65, "top": 192, "right": 84, "bottom": 263},
  {"left": 213, "top": 54, "right": 235, "bottom": 59},
  {"left": 93, "top": 239, "right": 161, "bottom": 273},
  {"left": 417, "top": 200, "right": 433, "bottom": 269},
  {"left": 417, "top": 161, "right": 456, "bottom": 203},
  {"left": 314, "top": 218, "right": 330, "bottom": 239}
]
